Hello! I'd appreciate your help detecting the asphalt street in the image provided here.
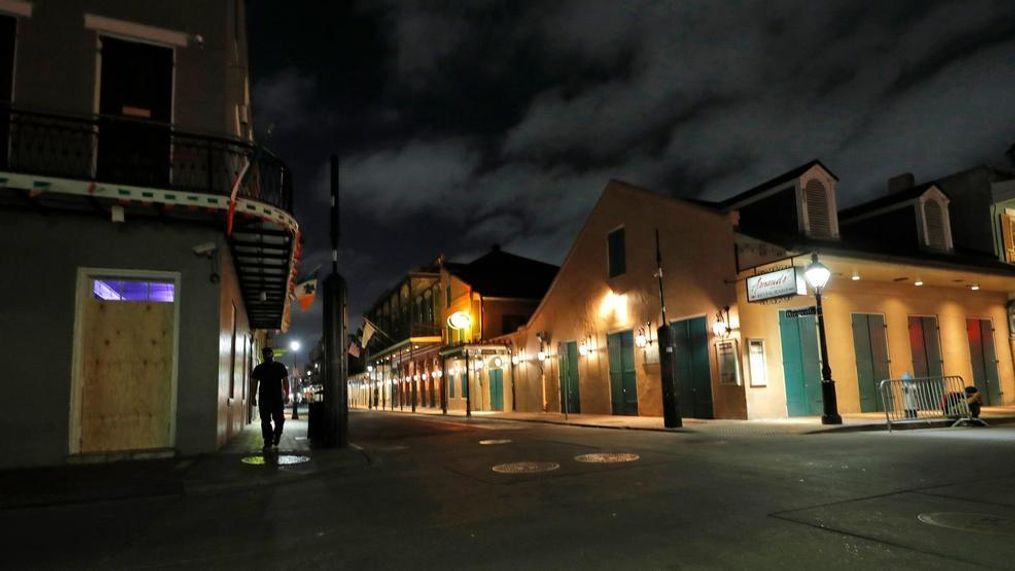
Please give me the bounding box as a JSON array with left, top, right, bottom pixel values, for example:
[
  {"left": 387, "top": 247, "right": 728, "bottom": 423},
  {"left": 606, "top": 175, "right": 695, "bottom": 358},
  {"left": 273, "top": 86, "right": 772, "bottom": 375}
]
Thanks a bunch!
[{"left": 3, "top": 410, "right": 1015, "bottom": 570}]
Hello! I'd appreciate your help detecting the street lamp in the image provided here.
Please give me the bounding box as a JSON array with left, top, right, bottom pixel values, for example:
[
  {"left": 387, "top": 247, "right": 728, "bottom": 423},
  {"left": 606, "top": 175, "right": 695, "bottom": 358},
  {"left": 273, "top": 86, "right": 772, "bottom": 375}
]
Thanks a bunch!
[
  {"left": 288, "top": 339, "right": 301, "bottom": 419},
  {"left": 804, "top": 253, "right": 842, "bottom": 425}
]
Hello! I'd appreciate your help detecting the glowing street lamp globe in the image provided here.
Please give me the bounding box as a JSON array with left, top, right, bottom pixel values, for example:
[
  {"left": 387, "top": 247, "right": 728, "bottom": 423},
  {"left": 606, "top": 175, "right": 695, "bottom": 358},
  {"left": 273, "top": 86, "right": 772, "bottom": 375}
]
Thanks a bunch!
[
  {"left": 289, "top": 340, "right": 301, "bottom": 352},
  {"left": 804, "top": 253, "right": 831, "bottom": 292}
]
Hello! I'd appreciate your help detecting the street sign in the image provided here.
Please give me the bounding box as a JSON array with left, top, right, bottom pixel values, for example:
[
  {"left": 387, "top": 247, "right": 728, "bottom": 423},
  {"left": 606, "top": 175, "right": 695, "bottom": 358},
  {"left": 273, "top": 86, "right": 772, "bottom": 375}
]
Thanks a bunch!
[{"left": 785, "top": 307, "right": 817, "bottom": 318}]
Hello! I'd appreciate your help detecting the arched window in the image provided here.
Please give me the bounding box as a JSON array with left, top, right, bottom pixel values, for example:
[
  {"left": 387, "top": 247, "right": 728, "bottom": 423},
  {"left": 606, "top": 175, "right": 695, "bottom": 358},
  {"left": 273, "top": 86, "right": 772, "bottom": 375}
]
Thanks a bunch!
[
  {"left": 924, "top": 200, "right": 947, "bottom": 250},
  {"left": 804, "top": 179, "right": 832, "bottom": 238}
]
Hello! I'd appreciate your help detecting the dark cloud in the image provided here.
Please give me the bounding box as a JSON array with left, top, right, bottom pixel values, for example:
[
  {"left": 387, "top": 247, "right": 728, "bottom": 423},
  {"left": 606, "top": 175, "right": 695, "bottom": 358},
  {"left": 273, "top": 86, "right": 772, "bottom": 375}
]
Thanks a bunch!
[{"left": 248, "top": 0, "right": 1015, "bottom": 345}]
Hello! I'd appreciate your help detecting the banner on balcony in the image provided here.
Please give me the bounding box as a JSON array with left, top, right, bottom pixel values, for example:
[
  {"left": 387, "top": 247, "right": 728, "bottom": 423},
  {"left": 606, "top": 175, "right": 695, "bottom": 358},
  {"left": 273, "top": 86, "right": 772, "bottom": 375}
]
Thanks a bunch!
[{"left": 295, "top": 266, "right": 319, "bottom": 311}]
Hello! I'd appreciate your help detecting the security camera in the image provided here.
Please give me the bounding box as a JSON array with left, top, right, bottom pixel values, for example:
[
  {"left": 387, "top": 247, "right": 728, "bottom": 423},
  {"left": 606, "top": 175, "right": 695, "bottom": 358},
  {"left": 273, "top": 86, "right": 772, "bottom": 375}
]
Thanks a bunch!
[{"left": 193, "top": 242, "right": 217, "bottom": 256}]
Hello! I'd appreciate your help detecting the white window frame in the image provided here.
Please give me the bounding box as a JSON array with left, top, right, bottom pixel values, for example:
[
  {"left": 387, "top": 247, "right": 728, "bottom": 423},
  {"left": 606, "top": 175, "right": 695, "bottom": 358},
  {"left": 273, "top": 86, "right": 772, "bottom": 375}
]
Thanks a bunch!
[{"left": 917, "top": 188, "right": 953, "bottom": 252}]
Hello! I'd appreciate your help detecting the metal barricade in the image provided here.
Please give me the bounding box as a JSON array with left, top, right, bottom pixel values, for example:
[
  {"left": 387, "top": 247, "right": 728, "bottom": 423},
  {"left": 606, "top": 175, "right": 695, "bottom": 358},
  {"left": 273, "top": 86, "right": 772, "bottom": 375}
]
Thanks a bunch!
[{"left": 878, "top": 376, "right": 984, "bottom": 431}]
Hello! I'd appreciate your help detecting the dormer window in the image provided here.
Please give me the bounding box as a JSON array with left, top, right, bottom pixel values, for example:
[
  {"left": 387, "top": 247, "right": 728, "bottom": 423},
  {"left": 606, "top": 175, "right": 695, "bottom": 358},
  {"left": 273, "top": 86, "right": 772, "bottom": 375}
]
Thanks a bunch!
[
  {"left": 802, "top": 177, "right": 837, "bottom": 239},
  {"left": 920, "top": 193, "right": 952, "bottom": 252}
]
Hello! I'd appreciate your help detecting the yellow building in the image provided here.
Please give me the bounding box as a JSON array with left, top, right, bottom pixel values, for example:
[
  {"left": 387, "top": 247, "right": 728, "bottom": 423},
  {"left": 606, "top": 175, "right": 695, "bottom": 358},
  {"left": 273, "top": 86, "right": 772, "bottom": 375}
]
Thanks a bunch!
[{"left": 504, "top": 162, "right": 1015, "bottom": 420}]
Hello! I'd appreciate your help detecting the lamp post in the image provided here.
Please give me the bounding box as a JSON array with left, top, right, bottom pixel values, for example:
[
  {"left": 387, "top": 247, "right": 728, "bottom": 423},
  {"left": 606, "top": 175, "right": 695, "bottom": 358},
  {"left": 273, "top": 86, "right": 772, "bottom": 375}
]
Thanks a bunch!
[
  {"left": 289, "top": 340, "right": 301, "bottom": 419},
  {"left": 804, "top": 253, "right": 842, "bottom": 425}
]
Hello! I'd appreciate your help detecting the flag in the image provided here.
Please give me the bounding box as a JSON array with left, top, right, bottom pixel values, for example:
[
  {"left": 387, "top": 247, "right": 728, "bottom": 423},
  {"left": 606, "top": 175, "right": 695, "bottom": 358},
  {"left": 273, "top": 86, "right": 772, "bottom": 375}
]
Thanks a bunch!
[
  {"left": 361, "top": 319, "right": 377, "bottom": 348},
  {"left": 348, "top": 342, "right": 361, "bottom": 358},
  {"left": 295, "top": 267, "right": 319, "bottom": 311},
  {"left": 225, "top": 157, "right": 253, "bottom": 237}
]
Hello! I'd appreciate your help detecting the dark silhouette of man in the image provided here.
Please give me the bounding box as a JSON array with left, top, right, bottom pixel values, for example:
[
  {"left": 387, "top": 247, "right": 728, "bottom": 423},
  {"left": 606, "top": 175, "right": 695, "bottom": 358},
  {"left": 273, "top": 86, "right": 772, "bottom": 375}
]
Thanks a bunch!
[{"left": 252, "top": 347, "right": 290, "bottom": 450}]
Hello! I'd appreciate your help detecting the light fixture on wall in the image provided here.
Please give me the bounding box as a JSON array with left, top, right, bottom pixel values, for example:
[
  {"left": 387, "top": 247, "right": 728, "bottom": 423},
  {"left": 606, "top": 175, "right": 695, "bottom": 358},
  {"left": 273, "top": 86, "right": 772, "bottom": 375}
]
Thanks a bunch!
[
  {"left": 578, "top": 339, "right": 589, "bottom": 356},
  {"left": 433, "top": 369, "right": 443, "bottom": 378},
  {"left": 851, "top": 269, "right": 861, "bottom": 281},
  {"left": 635, "top": 322, "right": 654, "bottom": 348},
  {"left": 511, "top": 354, "right": 520, "bottom": 365},
  {"left": 711, "top": 306, "right": 732, "bottom": 339},
  {"left": 971, "top": 283, "right": 980, "bottom": 291},
  {"left": 493, "top": 356, "right": 504, "bottom": 368},
  {"left": 537, "top": 350, "right": 547, "bottom": 362},
  {"left": 914, "top": 278, "right": 924, "bottom": 287}
]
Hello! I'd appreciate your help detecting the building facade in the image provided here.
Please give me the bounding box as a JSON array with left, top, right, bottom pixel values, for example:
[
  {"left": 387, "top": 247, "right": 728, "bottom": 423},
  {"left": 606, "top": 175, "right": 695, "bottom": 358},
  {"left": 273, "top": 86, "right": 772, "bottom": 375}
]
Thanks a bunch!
[{"left": 0, "top": 1, "right": 297, "bottom": 468}]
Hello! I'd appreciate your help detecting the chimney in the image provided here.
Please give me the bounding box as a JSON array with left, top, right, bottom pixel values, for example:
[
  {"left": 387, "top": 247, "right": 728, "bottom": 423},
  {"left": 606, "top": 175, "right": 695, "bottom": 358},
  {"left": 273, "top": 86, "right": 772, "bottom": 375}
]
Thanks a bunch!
[{"left": 887, "top": 173, "right": 915, "bottom": 193}]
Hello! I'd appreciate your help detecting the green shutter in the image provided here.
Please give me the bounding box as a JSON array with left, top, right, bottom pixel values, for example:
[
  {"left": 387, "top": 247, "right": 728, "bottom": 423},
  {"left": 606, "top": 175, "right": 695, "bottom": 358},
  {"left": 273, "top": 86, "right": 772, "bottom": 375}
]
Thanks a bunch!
[{"left": 608, "top": 228, "right": 626, "bottom": 277}]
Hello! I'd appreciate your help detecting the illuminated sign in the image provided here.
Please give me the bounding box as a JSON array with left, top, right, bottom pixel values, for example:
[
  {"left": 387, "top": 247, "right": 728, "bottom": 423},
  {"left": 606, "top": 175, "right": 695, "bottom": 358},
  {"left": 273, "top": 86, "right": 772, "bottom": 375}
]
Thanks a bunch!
[
  {"left": 746, "top": 267, "right": 807, "bottom": 302},
  {"left": 447, "top": 311, "right": 472, "bottom": 330}
]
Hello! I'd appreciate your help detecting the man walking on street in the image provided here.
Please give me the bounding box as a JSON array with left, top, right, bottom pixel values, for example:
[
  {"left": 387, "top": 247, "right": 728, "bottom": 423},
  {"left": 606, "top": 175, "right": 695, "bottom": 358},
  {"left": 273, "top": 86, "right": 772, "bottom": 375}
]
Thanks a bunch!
[{"left": 252, "top": 347, "right": 290, "bottom": 450}]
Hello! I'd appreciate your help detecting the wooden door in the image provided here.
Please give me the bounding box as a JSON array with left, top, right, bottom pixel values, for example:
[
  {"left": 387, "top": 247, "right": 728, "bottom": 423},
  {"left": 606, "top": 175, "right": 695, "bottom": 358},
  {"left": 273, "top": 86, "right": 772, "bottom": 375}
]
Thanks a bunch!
[
  {"left": 489, "top": 369, "right": 504, "bottom": 411},
  {"left": 558, "top": 342, "right": 581, "bottom": 413},
  {"left": 967, "top": 318, "right": 1002, "bottom": 404},
  {"left": 79, "top": 298, "right": 174, "bottom": 452},
  {"left": 852, "top": 313, "right": 891, "bottom": 412},
  {"left": 607, "top": 330, "right": 639, "bottom": 415},
  {"left": 671, "top": 317, "right": 713, "bottom": 419},
  {"left": 908, "top": 316, "right": 943, "bottom": 378},
  {"left": 779, "top": 310, "right": 823, "bottom": 417}
]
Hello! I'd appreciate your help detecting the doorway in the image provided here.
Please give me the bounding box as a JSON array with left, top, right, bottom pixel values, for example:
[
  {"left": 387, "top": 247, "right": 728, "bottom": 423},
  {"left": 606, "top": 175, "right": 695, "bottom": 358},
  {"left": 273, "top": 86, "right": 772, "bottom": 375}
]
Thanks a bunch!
[
  {"left": 71, "top": 272, "right": 179, "bottom": 454},
  {"left": 558, "top": 341, "right": 580, "bottom": 413},
  {"left": 489, "top": 368, "right": 504, "bottom": 411},
  {"left": 670, "top": 316, "right": 713, "bottom": 419},
  {"left": 852, "top": 313, "right": 890, "bottom": 412},
  {"left": 96, "top": 35, "right": 173, "bottom": 186},
  {"left": 779, "top": 309, "right": 823, "bottom": 417},
  {"left": 908, "top": 316, "right": 943, "bottom": 378},
  {"left": 966, "top": 318, "right": 1002, "bottom": 404},
  {"left": 607, "top": 330, "right": 638, "bottom": 415}
]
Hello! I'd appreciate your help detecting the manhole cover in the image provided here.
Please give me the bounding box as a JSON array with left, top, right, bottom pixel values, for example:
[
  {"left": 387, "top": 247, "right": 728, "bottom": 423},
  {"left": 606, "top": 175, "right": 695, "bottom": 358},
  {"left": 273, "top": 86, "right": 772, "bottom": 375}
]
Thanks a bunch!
[
  {"left": 492, "top": 461, "right": 560, "bottom": 474},
  {"left": 479, "top": 439, "right": 512, "bottom": 445},
  {"left": 241, "top": 454, "right": 311, "bottom": 466},
  {"left": 574, "top": 452, "right": 640, "bottom": 463},
  {"left": 918, "top": 512, "right": 1015, "bottom": 535}
]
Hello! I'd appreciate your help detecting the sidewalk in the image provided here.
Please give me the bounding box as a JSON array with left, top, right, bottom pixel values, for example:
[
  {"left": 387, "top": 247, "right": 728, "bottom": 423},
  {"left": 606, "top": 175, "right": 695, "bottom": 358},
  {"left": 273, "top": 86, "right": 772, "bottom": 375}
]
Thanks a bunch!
[
  {"left": 353, "top": 404, "right": 1015, "bottom": 435},
  {"left": 0, "top": 408, "right": 368, "bottom": 510}
]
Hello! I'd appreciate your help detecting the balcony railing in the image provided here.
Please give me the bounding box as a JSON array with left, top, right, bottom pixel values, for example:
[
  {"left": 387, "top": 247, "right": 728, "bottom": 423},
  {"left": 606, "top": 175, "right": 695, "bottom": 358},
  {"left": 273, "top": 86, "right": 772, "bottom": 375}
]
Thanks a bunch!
[{"left": 0, "top": 104, "right": 292, "bottom": 212}]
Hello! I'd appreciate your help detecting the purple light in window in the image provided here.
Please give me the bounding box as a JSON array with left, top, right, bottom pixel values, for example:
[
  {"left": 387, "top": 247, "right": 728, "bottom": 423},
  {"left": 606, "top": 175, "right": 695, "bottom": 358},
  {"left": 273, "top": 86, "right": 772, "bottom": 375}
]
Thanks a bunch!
[{"left": 92, "top": 279, "right": 174, "bottom": 302}]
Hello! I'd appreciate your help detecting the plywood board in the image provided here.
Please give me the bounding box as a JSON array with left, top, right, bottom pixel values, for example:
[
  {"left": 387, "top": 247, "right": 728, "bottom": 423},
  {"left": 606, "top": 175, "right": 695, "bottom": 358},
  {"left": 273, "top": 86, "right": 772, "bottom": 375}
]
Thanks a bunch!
[{"left": 80, "top": 300, "right": 174, "bottom": 452}]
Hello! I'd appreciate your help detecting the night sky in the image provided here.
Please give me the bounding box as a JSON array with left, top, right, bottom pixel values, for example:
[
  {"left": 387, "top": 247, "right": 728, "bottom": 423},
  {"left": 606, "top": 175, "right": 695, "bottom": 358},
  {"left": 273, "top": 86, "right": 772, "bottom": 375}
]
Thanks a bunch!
[{"left": 247, "top": 0, "right": 1015, "bottom": 348}]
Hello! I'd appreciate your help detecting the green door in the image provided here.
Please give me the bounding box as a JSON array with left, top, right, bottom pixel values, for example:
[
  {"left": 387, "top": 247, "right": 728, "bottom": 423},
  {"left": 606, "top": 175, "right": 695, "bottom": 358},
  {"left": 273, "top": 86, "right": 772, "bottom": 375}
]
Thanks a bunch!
[
  {"left": 558, "top": 341, "right": 581, "bottom": 413},
  {"left": 670, "top": 317, "right": 713, "bottom": 419},
  {"left": 852, "top": 313, "right": 890, "bottom": 412},
  {"left": 489, "top": 369, "right": 504, "bottom": 411},
  {"left": 779, "top": 310, "right": 823, "bottom": 416},
  {"left": 908, "top": 316, "right": 943, "bottom": 378},
  {"left": 448, "top": 373, "right": 455, "bottom": 399},
  {"left": 607, "top": 330, "right": 639, "bottom": 415},
  {"left": 967, "top": 318, "right": 1002, "bottom": 405}
]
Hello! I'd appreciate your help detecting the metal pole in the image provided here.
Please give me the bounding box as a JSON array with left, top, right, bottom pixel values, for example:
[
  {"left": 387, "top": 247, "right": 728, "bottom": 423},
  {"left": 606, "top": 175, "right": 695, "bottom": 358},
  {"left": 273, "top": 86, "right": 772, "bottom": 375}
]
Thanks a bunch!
[
  {"left": 655, "top": 228, "right": 681, "bottom": 428},
  {"left": 441, "top": 358, "right": 448, "bottom": 415},
  {"left": 465, "top": 351, "right": 472, "bottom": 418},
  {"left": 814, "top": 290, "right": 842, "bottom": 425}
]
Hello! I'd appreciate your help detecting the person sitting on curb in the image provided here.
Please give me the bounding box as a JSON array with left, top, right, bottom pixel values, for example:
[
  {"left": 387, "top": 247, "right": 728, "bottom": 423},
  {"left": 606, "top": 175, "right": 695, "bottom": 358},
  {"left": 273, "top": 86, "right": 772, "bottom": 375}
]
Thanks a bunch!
[{"left": 965, "top": 386, "right": 983, "bottom": 419}]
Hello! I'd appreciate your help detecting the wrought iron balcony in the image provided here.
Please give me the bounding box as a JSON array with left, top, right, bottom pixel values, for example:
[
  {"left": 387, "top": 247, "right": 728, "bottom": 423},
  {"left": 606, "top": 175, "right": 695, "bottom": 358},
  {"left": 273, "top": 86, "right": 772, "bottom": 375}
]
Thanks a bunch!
[
  {"left": 0, "top": 104, "right": 292, "bottom": 212},
  {"left": 0, "top": 104, "right": 298, "bottom": 331}
]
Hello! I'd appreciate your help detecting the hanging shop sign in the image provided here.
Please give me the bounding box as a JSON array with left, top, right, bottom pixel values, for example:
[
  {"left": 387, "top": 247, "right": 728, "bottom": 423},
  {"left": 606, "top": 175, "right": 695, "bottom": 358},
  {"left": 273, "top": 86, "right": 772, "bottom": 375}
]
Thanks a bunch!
[{"left": 746, "top": 267, "right": 807, "bottom": 303}]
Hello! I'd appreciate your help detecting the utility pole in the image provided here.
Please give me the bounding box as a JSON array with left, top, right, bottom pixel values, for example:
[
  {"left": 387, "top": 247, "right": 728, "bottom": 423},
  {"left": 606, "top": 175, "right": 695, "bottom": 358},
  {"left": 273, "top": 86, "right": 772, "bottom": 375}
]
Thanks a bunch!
[
  {"left": 655, "top": 229, "right": 682, "bottom": 428},
  {"left": 321, "top": 154, "right": 348, "bottom": 447}
]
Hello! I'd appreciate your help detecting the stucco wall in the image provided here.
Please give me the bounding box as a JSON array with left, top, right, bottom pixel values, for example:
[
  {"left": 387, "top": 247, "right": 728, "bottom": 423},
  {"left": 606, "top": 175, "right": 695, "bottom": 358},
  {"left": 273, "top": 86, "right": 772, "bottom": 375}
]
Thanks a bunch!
[
  {"left": 216, "top": 244, "right": 251, "bottom": 446},
  {"left": 739, "top": 269, "right": 1015, "bottom": 418},
  {"left": 12, "top": 1, "right": 237, "bottom": 136},
  {"left": 510, "top": 181, "right": 746, "bottom": 419},
  {"left": 0, "top": 210, "right": 225, "bottom": 467}
]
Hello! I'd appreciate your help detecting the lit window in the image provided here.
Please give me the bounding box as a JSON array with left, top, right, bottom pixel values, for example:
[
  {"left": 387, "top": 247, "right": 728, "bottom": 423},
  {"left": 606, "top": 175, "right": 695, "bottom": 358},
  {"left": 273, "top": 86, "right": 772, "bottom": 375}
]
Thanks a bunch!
[
  {"left": 608, "top": 228, "right": 626, "bottom": 278},
  {"left": 92, "top": 279, "right": 175, "bottom": 302}
]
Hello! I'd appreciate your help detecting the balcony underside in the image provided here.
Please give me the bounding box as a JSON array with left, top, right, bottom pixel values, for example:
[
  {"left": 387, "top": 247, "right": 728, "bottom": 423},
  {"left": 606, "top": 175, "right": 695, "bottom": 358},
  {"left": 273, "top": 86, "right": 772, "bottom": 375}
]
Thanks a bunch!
[{"left": 0, "top": 170, "right": 298, "bottom": 330}]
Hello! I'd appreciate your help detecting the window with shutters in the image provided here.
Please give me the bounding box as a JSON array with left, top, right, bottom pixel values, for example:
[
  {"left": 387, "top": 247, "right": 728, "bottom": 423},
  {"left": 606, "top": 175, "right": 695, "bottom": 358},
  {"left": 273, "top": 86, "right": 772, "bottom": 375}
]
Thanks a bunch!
[
  {"left": 804, "top": 179, "right": 832, "bottom": 238},
  {"left": 924, "top": 200, "right": 948, "bottom": 250},
  {"left": 1001, "top": 214, "right": 1015, "bottom": 263},
  {"left": 608, "top": 227, "right": 626, "bottom": 277}
]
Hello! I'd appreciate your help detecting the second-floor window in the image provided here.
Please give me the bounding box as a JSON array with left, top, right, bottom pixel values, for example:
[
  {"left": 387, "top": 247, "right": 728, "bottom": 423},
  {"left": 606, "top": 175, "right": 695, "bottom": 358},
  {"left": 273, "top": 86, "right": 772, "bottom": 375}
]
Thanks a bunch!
[{"left": 608, "top": 227, "right": 626, "bottom": 277}]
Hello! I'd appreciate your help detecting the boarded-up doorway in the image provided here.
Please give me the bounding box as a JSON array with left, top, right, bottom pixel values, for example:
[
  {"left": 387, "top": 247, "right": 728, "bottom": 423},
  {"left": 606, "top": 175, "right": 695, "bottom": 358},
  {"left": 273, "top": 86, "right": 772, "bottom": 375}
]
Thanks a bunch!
[{"left": 72, "top": 272, "right": 178, "bottom": 454}]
